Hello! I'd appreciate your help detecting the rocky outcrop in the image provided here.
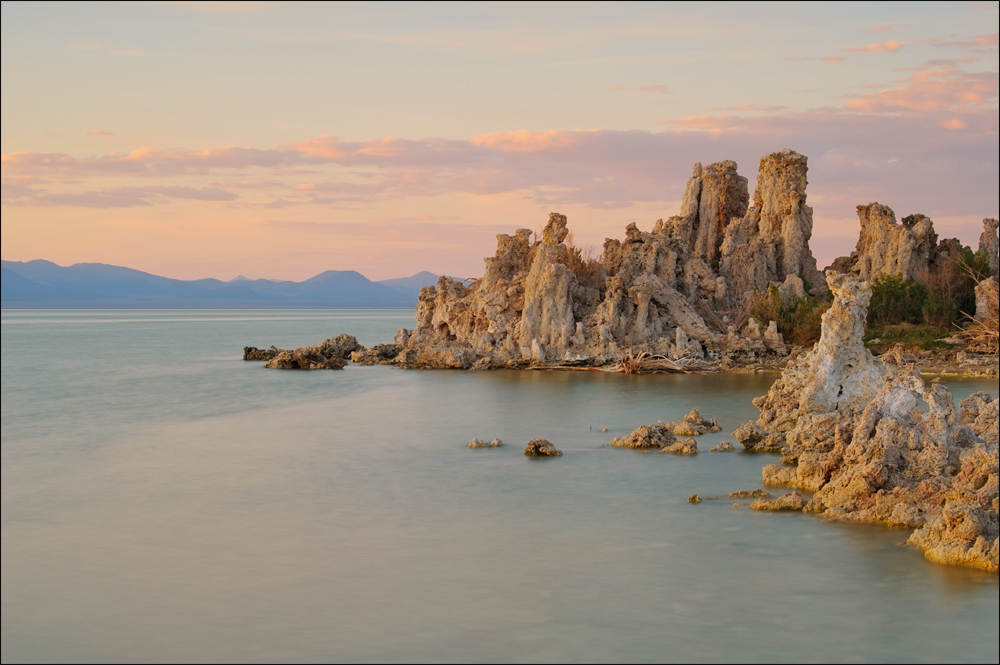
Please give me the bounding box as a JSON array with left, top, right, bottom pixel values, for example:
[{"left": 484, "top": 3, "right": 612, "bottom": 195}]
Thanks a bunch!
[
  {"left": 610, "top": 424, "right": 677, "bottom": 449},
  {"left": 244, "top": 345, "right": 280, "bottom": 360},
  {"left": 738, "top": 270, "right": 999, "bottom": 571},
  {"left": 749, "top": 491, "right": 805, "bottom": 511},
  {"left": 264, "top": 346, "right": 347, "bottom": 370},
  {"left": 718, "top": 150, "right": 827, "bottom": 302},
  {"left": 661, "top": 438, "right": 699, "bottom": 455},
  {"left": 389, "top": 150, "right": 828, "bottom": 369},
  {"left": 729, "top": 489, "right": 771, "bottom": 498},
  {"left": 524, "top": 439, "right": 562, "bottom": 457},
  {"left": 980, "top": 218, "right": 999, "bottom": 278},
  {"left": 828, "top": 204, "right": 975, "bottom": 284},
  {"left": 710, "top": 441, "right": 735, "bottom": 452},
  {"left": 350, "top": 344, "right": 400, "bottom": 365}
]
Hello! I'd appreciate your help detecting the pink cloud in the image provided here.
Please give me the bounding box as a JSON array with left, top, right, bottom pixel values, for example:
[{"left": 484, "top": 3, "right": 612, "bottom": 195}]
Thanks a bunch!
[
  {"left": 608, "top": 86, "right": 626, "bottom": 92},
  {"left": 639, "top": 84, "right": 668, "bottom": 94},
  {"left": 865, "top": 26, "right": 891, "bottom": 34},
  {"left": 845, "top": 39, "right": 902, "bottom": 52},
  {"left": 469, "top": 129, "right": 583, "bottom": 153},
  {"left": 843, "top": 64, "right": 997, "bottom": 113},
  {"left": 87, "top": 129, "right": 113, "bottom": 136}
]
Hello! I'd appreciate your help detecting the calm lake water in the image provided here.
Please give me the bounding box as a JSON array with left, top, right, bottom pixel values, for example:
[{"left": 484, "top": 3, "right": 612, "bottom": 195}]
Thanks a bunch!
[{"left": 2, "top": 310, "right": 998, "bottom": 663}]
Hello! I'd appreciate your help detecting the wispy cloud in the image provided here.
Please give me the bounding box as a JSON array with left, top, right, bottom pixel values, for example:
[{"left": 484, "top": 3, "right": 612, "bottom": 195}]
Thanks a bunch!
[
  {"left": 865, "top": 26, "right": 891, "bottom": 34},
  {"left": 639, "top": 84, "right": 669, "bottom": 94},
  {"left": 845, "top": 39, "right": 902, "bottom": 53},
  {"left": 87, "top": 129, "right": 113, "bottom": 136}
]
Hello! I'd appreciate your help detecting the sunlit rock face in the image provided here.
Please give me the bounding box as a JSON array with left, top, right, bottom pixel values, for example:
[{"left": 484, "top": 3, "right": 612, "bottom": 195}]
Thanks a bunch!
[
  {"left": 394, "top": 150, "right": 833, "bottom": 369},
  {"left": 737, "top": 270, "right": 998, "bottom": 572}
]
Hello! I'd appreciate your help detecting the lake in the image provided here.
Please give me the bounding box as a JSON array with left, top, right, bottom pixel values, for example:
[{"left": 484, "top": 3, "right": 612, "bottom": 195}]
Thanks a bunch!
[{"left": 2, "top": 310, "right": 997, "bottom": 663}]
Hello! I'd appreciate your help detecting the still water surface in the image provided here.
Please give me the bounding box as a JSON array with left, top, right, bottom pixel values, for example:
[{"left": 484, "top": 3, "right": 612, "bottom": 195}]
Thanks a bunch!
[{"left": 2, "top": 310, "right": 998, "bottom": 663}]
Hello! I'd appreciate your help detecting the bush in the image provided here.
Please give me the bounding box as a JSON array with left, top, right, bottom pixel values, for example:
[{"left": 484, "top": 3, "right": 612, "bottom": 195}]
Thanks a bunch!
[
  {"left": 956, "top": 250, "right": 992, "bottom": 314},
  {"left": 749, "top": 285, "right": 830, "bottom": 346},
  {"left": 867, "top": 274, "right": 928, "bottom": 327},
  {"left": 921, "top": 292, "right": 959, "bottom": 328}
]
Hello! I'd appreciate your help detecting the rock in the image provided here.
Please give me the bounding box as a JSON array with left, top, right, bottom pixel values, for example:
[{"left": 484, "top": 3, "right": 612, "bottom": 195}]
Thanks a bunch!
[
  {"left": 718, "top": 150, "right": 827, "bottom": 301},
  {"left": 318, "top": 334, "right": 363, "bottom": 359},
  {"left": 729, "top": 489, "right": 772, "bottom": 498},
  {"left": 749, "top": 491, "right": 805, "bottom": 511},
  {"left": 688, "top": 494, "right": 702, "bottom": 503},
  {"left": 738, "top": 270, "right": 999, "bottom": 570},
  {"left": 662, "top": 409, "right": 721, "bottom": 436},
  {"left": 469, "top": 438, "right": 503, "bottom": 449},
  {"left": 979, "top": 218, "right": 999, "bottom": 278},
  {"left": 710, "top": 441, "right": 735, "bottom": 452},
  {"left": 524, "top": 439, "right": 562, "bottom": 457},
  {"left": 975, "top": 277, "right": 998, "bottom": 322},
  {"left": 661, "top": 438, "right": 698, "bottom": 455},
  {"left": 243, "top": 345, "right": 280, "bottom": 360},
  {"left": 264, "top": 345, "right": 348, "bottom": 370},
  {"left": 610, "top": 424, "right": 677, "bottom": 449},
  {"left": 350, "top": 343, "right": 400, "bottom": 365},
  {"left": 388, "top": 151, "right": 834, "bottom": 370}
]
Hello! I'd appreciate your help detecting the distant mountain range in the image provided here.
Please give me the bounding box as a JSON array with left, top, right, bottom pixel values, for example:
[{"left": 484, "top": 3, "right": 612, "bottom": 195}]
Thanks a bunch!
[{"left": 1, "top": 260, "right": 442, "bottom": 308}]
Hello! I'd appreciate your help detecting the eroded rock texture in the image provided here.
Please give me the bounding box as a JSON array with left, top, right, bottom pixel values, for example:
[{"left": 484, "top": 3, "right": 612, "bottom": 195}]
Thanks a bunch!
[
  {"left": 738, "top": 271, "right": 999, "bottom": 571},
  {"left": 829, "top": 204, "right": 973, "bottom": 283},
  {"left": 393, "top": 150, "right": 826, "bottom": 368},
  {"left": 261, "top": 334, "right": 361, "bottom": 370},
  {"left": 980, "top": 218, "right": 999, "bottom": 278}
]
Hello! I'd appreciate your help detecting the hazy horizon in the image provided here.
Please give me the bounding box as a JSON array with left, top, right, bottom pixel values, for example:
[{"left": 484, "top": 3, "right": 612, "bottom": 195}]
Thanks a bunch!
[{"left": 2, "top": 2, "right": 998, "bottom": 282}]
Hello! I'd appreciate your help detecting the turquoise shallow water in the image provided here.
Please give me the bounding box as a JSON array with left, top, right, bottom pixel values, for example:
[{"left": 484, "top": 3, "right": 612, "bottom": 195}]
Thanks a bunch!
[{"left": 2, "top": 310, "right": 998, "bottom": 663}]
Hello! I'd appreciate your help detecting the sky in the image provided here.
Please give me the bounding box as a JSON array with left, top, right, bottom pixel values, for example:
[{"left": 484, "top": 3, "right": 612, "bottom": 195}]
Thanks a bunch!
[{"left": 2, "top": 1, "right": 998, "bottom": 282}]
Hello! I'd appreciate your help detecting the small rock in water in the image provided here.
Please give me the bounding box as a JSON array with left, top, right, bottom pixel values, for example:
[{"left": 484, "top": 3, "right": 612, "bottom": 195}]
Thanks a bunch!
[
  {"left": 710, "top": 441, "right": 735, "bottom": 452},
  {"left": 524, "top": 439, "right": 562, "bottom": 457},
  {"left": 688, "top": 494, "right": 701, "bottom": 503},
  {"left": 661, "top": 438, "right": 698, "bottom": 455},
  {"left": 601, "top": 427, "right": 608, "bottom": 432},
  {"left": 729, "top": 489, "right": 771, "bottom": 499},
  {"left": 469, "top": 438, "right": 503, "bottom": 449}
]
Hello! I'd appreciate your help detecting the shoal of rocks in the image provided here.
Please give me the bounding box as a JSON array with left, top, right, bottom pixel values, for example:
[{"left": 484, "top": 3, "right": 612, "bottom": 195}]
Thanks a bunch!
[
  {"left": 661, "top": 438, "right": 699, "bottom": 455},
  {"left": 469, "top": 438, "right": 504, "bottom": 449},
  {"left": 737, "top": 270, "right": 998, "bottom": 571},
  {"left": 524, "top": 439, "right": 562, "bottom": 457},
  {"left": 261, "top": 334, "right": 362, "bottom": 370}
]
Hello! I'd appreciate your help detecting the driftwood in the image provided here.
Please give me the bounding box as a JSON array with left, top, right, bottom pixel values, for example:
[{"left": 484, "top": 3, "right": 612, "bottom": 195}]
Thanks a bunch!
[{"left": 528, "top": 351, "right": 716, "bottom": 374}]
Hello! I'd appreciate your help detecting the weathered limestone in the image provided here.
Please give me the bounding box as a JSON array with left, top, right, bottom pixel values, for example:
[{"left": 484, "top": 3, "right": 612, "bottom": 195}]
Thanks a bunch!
[
  {"left": 388, "top": 150, "right": 832, "bottom": 369},
  {"left": 524, "top": 439, "right": 562, "bottom": 457},
  {"left": 980, "top": 218, "right": 999, "bottom": 277},
  {"left": 828, "top": 204, "right": 977, "bottom": 285},
  {"left": 264, "top": 347, "right": 347, "bottom": 370},
  {"left": 243, "top": 345, "right": 280, "bottom": 361},
  {"left": 750, "top": 491, "right": 805, "bottom": 512},
  {"left": 469, "top": 438, "right": 504, "bottom": 449},
  {"left": 975, "top": 277, "right": 998, "bottom": 322},
  {"left": 663, "top": 409, "right": 722, "bottom": 436},
  {"left": 729, "top": 489, "right": 771, "bottom": 499},
  {"left": 710, "top": 441, "right": 735, "bottom": 452},
  {"left": 350, "top": 344, "right": 400, "bottom": 365},
  {"left": 718, "top": 150, "right": 827, "bottom": 302},
  {"left": 738, "top": 270, "right": 999, "bottom": 571},
  {"left": 661, "top": 438, "right": 699, "bottom": 455},
  {"left": 610, "top": 424, "right": 677, "bottom": 449}
]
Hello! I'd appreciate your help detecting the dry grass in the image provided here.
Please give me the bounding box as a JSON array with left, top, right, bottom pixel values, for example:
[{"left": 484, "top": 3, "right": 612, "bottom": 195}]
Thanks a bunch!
[
  {"left": 564, "top": 231, "right": 605, "bottom": 288},
  {"left": 956, "top": 279, "right": 999, "bottom": 357}
]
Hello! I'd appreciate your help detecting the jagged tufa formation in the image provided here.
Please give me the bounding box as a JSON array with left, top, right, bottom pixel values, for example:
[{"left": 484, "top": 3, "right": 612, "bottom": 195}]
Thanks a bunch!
[
  {"left": 736, "top": 271, "right": 998, "bottom": 571},
  {"left": 394, "top": 149, "right": 825, "bottom": 368}
]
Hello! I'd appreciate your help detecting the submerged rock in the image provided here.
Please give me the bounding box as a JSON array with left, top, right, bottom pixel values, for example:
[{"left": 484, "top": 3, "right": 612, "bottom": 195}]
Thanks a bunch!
[
  {"left": 710, "top": 441, "right": 736, "bottom": 452},
  {"left": 738, "top": 270, "right": 999, "bottom": 571},
  {"left": 524, "top": 439, "right": 562, "bottom": 457},
  {"left": 688, "top": 494, "right": 702, "bottom": 503},
  {"left": 469, "top": 438, "right": 504, "bottom": 449},
  {"left": 749, "top": 491, "right": 805, "bottom": 511},
  {"left": 729, "top": 489, "right": 772, "bottom": 499}
]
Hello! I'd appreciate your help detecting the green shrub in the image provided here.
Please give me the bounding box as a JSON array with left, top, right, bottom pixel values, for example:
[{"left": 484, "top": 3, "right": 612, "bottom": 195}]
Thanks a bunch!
[
  {"left": 750, "top": 285, "right": 830, "bottom": 346},
  {"left": 867, "top": 274, "right": 928, "bottom": 327},
  {"left": 921, "top": 292, "right": 959, "bottom": 328}
]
